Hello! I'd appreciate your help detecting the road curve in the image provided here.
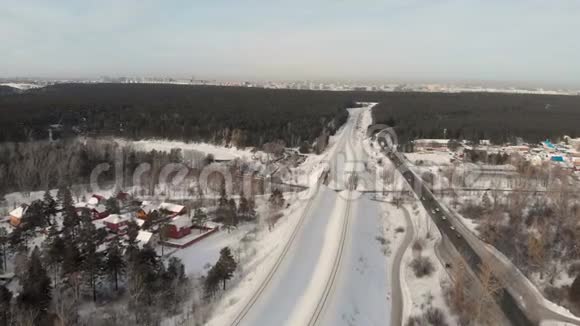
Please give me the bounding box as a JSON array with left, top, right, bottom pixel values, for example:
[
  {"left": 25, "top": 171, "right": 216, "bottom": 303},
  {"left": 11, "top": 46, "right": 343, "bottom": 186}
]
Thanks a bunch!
[{"left": 390, "top": 205, "right": 415, "bottom": 326}]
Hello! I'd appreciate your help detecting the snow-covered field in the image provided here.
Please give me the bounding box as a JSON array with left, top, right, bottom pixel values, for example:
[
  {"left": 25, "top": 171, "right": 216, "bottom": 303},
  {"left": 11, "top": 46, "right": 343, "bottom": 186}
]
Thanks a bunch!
[
  {"left": 170, "top": 224, "right": 255, "bottom": 276},
  {"left": 406, "top": 152, "right": 453, "bottom": 166},
  {"left": 116, "top": 138, "right": 261, "bottom": 162},
  {"left": 0, "top": 82, "right": 43, "bottom": 90}
]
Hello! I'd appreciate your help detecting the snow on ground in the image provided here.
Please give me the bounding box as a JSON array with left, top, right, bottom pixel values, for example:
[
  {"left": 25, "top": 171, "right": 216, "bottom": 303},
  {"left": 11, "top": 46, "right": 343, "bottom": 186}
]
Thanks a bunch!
[
  {"left": 356, "top": 106, "right": 454, "bottom": 324},
  {"left": 117, "top": 138, "right": 259, "bottom": 161},
  {"left": 206, "top": 186, "right": 339, "bottom": 326},
  {"left": 283, "top": 190, "right": 350, "bottom": 326},
  {"left": 206, "top": 105, "right": 369, "bottom": 325},
  {"left": 400, "top": 201, "right": 453, "bottom": 324},
  {"left": 379, "top": 203, "right": 409, "bottom": 262},
  {"left": 360, "top": 144, "right": 401, "bottom": 192},
  {"left": 168, "top": 191, "right": 294, "bottom": 277},
  {"left": 484, "top": 242, "right": 580, "bottom": 323},
  {"left": 406, "top": 152, "right": 453, "bottom": 166},
  {"left": 440, "top": 201, "right": 481, "bottom": 235},
  {"left": 320, "top": 194, "right": 390, "bottom": 326},
  {"left": 0, "top": 83, "right": 43, "bottom": 90},
  {"left": 286, "top": 106, "right": 355, "bottom": 189},
  {"left": 169, "top": 224, "right": 255, "bottom": 276}
]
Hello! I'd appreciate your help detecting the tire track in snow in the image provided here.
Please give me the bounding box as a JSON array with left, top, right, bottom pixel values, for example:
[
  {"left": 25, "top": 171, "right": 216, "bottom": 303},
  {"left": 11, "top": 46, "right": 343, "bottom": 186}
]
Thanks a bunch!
[
  {"left": 308, "top": 108, "right": 361, "bottom": 325},
  {"left": 228, "top": 180, "right": 322, "bottom": 326}
]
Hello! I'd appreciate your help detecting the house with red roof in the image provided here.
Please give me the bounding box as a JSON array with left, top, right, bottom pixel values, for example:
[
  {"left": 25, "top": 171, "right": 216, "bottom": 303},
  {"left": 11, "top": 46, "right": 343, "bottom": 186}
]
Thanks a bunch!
[{"left": 167, "top": 215, "right": 191, "bottom": 239}]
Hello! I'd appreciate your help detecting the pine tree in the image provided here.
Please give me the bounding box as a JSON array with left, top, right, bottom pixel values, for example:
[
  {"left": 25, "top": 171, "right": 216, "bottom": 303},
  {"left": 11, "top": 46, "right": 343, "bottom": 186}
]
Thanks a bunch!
[
  {"left": 105, "top": 197, "right": 120, "bottom": 214},
  {"left": 570, "top": 275, "right": 580, "bottom": 302},
  {"left": 0, "top": 284, "right": 12, "bottom": 326},
  {"left": 223, "top": 199, "right": 238, "bottom": 232},
  {"left": 79, "top": 212, "right": 103, "bottom": 302},
  {"left": 42, "top": 190, "right": 57, "bottom": 225},
  {"left": 192, "top": 208, "right": 208, "bottom": 232},
  {"left": 247, "top": 196, "right": 257, "bottom": 220},
  {"left": 8, "top": 227, "right": 24, "bottom": 251},
  {"left": 269, "top": 188, "right": 285, "bottom": 210},
  {"left": 215, "top": 247, "right": 237, "bottom": 290},
  {"left": 218, "top": 185, "right": 228, "bottom": 208},
  {"left": 125, "top": 220, "right": 140, "bottom": 262},
  {"left": 228, "top": 198, "right": 237, "bottom": 218},
  {"left": 0, "top": 227, "right": 7, "bottom": 272},
  {"left": 158, "top": 222, "right": 170, "bottom": 257},
  {"left": 166, "top": 257, "right": 185, "bottom": 280},
  {"left": 481, "top": 192, "right": 492, "bottom": 212},
  {"left": 128, "top": 245, "right": 161, "bottom": 310},
  {"left": 56, "top": 187, "right": 66, "bottom": 208},
  {"left": 238, "top": 196, "right": 249, "bottom": 220},
  {"left": 61, "top": 203, "right": 79, "bottom": 238},
  {"left": 19, "top": 247, "right": 52, "bottom": 313},
  {"left": 22, "top": 200, "right": 46, "bottom": 229},
  {"left": 44, "top": 224, "right": 65, "bottom": 283},
  {"left": 203, "top": 266, "right": 220, "bottom": 300},
  {"left": 161, "top": 257, "right": 188, "bottom": 312},
  {"left": 61, "top": 224, "right": 81, "bottom": 277},
  {"left": 57, "top": 186, "right": 74, "bottom": 210},
  {"left": 105, "top": 237, "right": 125, "bottom": 291}
]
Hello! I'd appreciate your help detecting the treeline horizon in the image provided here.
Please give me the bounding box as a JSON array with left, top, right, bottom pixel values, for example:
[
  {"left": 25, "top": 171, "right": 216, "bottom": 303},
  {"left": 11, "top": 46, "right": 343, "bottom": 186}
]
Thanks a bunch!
[
  {"left": 370, "top": 92, "right": 580, "bottom": 145},
  {"left": 1, "top": 83, "right": 579, "bottom": 150},
  {"left": 0, "top": 83, "right": 354, "bottom": 149}
]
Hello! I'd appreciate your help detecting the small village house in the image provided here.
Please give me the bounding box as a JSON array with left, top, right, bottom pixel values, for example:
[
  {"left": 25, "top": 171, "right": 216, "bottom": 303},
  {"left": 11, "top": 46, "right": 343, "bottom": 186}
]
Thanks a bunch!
[
  {"left": 102, "top": 214, "right": 133, "bottom": 233},
  {"left": 91, "top": 204, "right": 109, "bottom": 219},
  {"left": 75, "top": 202, "right": 109, "bottom": 220},
  {"left": 9, "top": 204, "right": 28, "bottom": 227},
  {"left": 167, "top": 215, "right": 191, "bottom": 239},
  {"left": 159, "top": 202, "right": 186, "bottom": 218},
  {"left": 136, "top": 202, "right": 157, "bottom": 220},
  {"left": 136, "top": 230, "right": 155, "bottom": 248}
]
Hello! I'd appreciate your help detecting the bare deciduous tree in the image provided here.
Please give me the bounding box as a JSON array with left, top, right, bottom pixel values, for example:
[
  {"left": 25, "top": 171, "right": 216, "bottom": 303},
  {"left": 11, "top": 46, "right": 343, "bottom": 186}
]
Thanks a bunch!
[{"left": 475, "top": 257, "right": 504, "bottom": 324}]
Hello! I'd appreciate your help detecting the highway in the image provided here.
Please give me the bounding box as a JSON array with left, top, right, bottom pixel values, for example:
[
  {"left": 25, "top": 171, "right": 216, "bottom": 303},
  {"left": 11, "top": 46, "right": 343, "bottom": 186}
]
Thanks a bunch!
[{"left": 381, "top": 139, "right": 580, "bottom": 325}]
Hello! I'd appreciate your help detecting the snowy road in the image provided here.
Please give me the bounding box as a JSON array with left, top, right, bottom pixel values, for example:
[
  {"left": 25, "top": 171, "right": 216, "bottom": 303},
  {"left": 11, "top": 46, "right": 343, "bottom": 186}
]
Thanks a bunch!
[
  {"left": 319, "top": 195, "right": 391, "bottom": 326},
  {"left": 317, "top": 106, "right": 392, "bottom": 326},
  {"left": 227, "top": 106, "right": 394, "bottom": 326},
  {"left": 236, "top": 186, "right": 346, "bottom": 326}
]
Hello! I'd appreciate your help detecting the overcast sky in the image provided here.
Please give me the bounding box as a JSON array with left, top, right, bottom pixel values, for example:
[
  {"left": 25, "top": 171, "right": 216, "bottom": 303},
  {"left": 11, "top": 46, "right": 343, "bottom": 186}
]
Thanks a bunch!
[{"left": 2, "top": 0, "right": 580, "bottom": 87}]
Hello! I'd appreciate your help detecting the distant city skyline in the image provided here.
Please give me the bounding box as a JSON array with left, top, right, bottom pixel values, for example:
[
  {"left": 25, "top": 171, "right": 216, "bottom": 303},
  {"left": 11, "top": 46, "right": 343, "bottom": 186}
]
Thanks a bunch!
[{"left": 2, "top": 1, "right": 580, "bottom": 88}]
